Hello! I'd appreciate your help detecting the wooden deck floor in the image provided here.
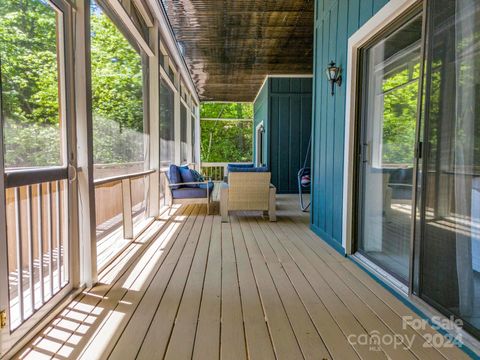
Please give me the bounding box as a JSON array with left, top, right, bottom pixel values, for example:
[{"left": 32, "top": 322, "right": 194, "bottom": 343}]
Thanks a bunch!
[{"left": 15, "top": 195, "right": 471, "bottom": 359}]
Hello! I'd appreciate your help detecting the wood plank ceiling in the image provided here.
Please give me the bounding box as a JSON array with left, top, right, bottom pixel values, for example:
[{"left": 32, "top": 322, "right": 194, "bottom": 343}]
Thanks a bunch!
[{"left": 161, "top": 0, "right": 314, "bottom": 102}]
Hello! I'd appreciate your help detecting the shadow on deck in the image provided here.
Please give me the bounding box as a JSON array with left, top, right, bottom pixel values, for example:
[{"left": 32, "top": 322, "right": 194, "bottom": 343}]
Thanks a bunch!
[{"left": 15, "top": 195, "right": 470, "bottom": 360}]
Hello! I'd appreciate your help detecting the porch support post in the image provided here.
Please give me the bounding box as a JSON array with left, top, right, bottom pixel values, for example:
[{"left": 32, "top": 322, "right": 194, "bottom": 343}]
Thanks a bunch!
[
  {"left": 187, "top": 97, "right": 193, "bottom": 164},
  {"left": 174, "top": 76, "right": 181, "bottom": 164},
  {"left": 148, "top": 23, "right": 160, "bottom": 218},
  {"left": 122, "top": 179, "right": 134, "bottom": 239},
  {"left": 75, "top": 0, "right": 97, "bottom": 286},
  {"left": 195, "top": 104, "right": 201, "bottom": 171}
]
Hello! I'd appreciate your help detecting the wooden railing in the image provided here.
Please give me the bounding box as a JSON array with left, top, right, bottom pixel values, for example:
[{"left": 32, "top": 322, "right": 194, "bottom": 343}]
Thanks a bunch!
[
  {"left": 94, "top": 161, "right": 146, "bottom": 179},
  {"left": 94, "top": 169, "right": 155, "bottom": 240},
  {"left": 200, "top": 162, "right": 252, "bottom": 181},
  {"left": 4, "top": 167, "right": 69, "bottom": 329},
  {"left": 93, "top": 168, "right": 155, "bottom": 271}
]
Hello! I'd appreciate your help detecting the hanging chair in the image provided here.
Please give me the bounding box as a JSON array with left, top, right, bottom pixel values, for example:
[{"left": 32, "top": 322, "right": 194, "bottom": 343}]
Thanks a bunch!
[{"left": 298, "top": 136, "right": 312, "bottom": 212}]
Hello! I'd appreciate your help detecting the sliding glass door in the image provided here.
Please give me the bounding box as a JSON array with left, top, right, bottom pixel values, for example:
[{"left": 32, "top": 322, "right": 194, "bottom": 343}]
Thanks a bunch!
[
  {"left": 357, "top": 11, "right": 423, "bottom": 284},
  {"left": 415, "top": 0, "right": 480, "bottom": 337},
  {"left": 356, "top": 0, "right": 480, "bottom": 339}
]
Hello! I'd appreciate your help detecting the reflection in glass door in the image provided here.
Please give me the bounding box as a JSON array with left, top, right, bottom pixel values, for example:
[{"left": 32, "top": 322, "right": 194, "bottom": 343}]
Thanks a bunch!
[
  {"left": 416, "top": 0, "right": 480, "bottom": 338},
  {"left": 357, "top": 13, "right": 423, "bottom": 283}
]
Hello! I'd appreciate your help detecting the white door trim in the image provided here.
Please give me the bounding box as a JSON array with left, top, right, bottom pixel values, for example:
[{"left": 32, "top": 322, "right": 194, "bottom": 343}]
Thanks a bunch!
[{"left": 342, "top": 0, "right": 422, "bottom": 254}]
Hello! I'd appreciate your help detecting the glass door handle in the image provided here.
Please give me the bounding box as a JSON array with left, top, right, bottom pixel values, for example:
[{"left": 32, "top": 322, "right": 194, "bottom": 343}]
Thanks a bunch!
[
  {"left": 415, "top": 141, "right": 423, "bottom": 159},
  {"left": 68, "top": 164, "right": 77, "bottom": 183},
  {"left": 362, "top": 143, "right": 371, "bottom": 163}
]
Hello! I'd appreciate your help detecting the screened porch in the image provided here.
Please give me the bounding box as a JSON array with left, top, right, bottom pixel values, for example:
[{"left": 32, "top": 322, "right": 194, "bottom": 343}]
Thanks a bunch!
[{"left": 0, "top": 0, "right": 479, "bottom": 359}]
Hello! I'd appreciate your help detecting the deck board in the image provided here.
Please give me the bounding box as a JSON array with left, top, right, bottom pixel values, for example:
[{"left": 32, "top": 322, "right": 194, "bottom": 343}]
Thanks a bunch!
[
  {"left": 75, "top": 207, "right": 193, "bottom": 360},
  {"left": 110, "top": 206, "right": 201, "bottom": 360},
  {"left": 15, "top": 195, "right": 471, "bottom": 360},
  {"left": 276, "top": 218, "right": 418, "bottom": 360},
  {"left": 135, "top": 206, "right": 206, "bottom": 359},
  {"left": 293, "top": 222, "right": 471, "bottom": 360},
  {"left": 192, "top": 215, "right": 222, "bottom": 360},
  {"left": 230, "top": 218, "right": 276, "bottom": 360},
  {"left": 258, "top": 219, "right": 366, "bottom": 360},
  {"left": 163, "top": 212, "right": 213, "bottom": 360},
  {"left": 220, "top": 221, "right": 247, "bottom": 360},
  {"left": 238, "top": 216, "right": 305, "bottom": 359},
  {"left": 17, "top": 206, "right": 184, "bottom": 360},
  {"left": 246, "top": 218, "right": 332, "bottom": 360}
]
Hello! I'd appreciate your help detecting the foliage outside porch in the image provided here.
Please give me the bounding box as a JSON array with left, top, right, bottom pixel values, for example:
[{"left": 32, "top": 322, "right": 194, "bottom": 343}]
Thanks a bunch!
[{"left": 200, "top": 102, "right": 253, "bottom": 163}]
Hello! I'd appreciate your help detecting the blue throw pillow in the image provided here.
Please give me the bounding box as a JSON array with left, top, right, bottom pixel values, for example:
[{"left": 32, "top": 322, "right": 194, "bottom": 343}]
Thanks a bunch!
[
  {"left": 168, "top": 164, "right": 182, "bottom": 189},
  {"left": 190, "top": 169, "right": 205, "bottom": 182},
  {"left": 178, "top": 166, "right": 197, "bottom": 188}
]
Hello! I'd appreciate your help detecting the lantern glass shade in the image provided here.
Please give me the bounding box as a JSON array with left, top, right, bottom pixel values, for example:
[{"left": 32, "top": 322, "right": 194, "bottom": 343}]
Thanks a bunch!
[
  {"left": 325, "top": 68, "right": 332, "bottom": 80},
  {"left": 329, "top": 68, "right": 338, "bottom": 80},
  {"left": 326, "top": 62, "right": 339, "bottom": 81}
]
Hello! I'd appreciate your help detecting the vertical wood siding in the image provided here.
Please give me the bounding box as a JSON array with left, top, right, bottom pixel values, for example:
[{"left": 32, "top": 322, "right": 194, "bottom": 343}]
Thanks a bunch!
[
  {"left": 253, "top": 77, "right": 312, "bottom": 194},
  {"left": 311, "top": 0, "right": 388, "bottom": 251},
  {"left": 253, "top": 82, "right": 269, "bottom": 165}
]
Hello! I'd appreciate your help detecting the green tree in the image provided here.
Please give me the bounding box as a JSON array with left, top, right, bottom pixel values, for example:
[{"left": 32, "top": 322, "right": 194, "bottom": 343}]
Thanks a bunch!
[
  {"left": 0, "top": 0, "right": 145, "bottom": 167},
  {"left": 0, "top": 0, "right": 62, "bottom": 167},
  {"left": 90, "top": 1, "right": 145, "bottom": 164},
  {"left": 381, "top": 64, "right": 419, "bottom": 165},
  {"left": 90, "top": 2, "right": 144, "bottom": 134},
  {"left": 200, "top": 102, "right": 253, "bottom": 119},
  {"left": 0, "top": 0, "right": 60, "bottom": 126},
  {"left": 200, "top": 103, "right": 253, "bottom": 162}
]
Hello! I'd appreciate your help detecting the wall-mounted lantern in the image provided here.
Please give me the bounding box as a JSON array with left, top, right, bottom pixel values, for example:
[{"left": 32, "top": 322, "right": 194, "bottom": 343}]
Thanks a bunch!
[{"left": 325, "top": 61, "right": 342, "bottom": 96}]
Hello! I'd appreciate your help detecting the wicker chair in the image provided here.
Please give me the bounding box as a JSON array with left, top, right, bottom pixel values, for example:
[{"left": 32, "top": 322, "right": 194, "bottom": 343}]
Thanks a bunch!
[{"left": 220, "top": 172, "right": 276, "bottom": 222}]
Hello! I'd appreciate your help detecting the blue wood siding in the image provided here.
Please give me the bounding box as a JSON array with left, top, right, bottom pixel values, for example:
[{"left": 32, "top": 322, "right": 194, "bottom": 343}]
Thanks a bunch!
[
  {"left": 253, "top": 77, "right": 312, "bottom": 194},
  {"left": 253, "top": 81, "right": 269, "bottom": 165},
  {"left": 311, "top": 0, "right": 388, "bottom": 250}
]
